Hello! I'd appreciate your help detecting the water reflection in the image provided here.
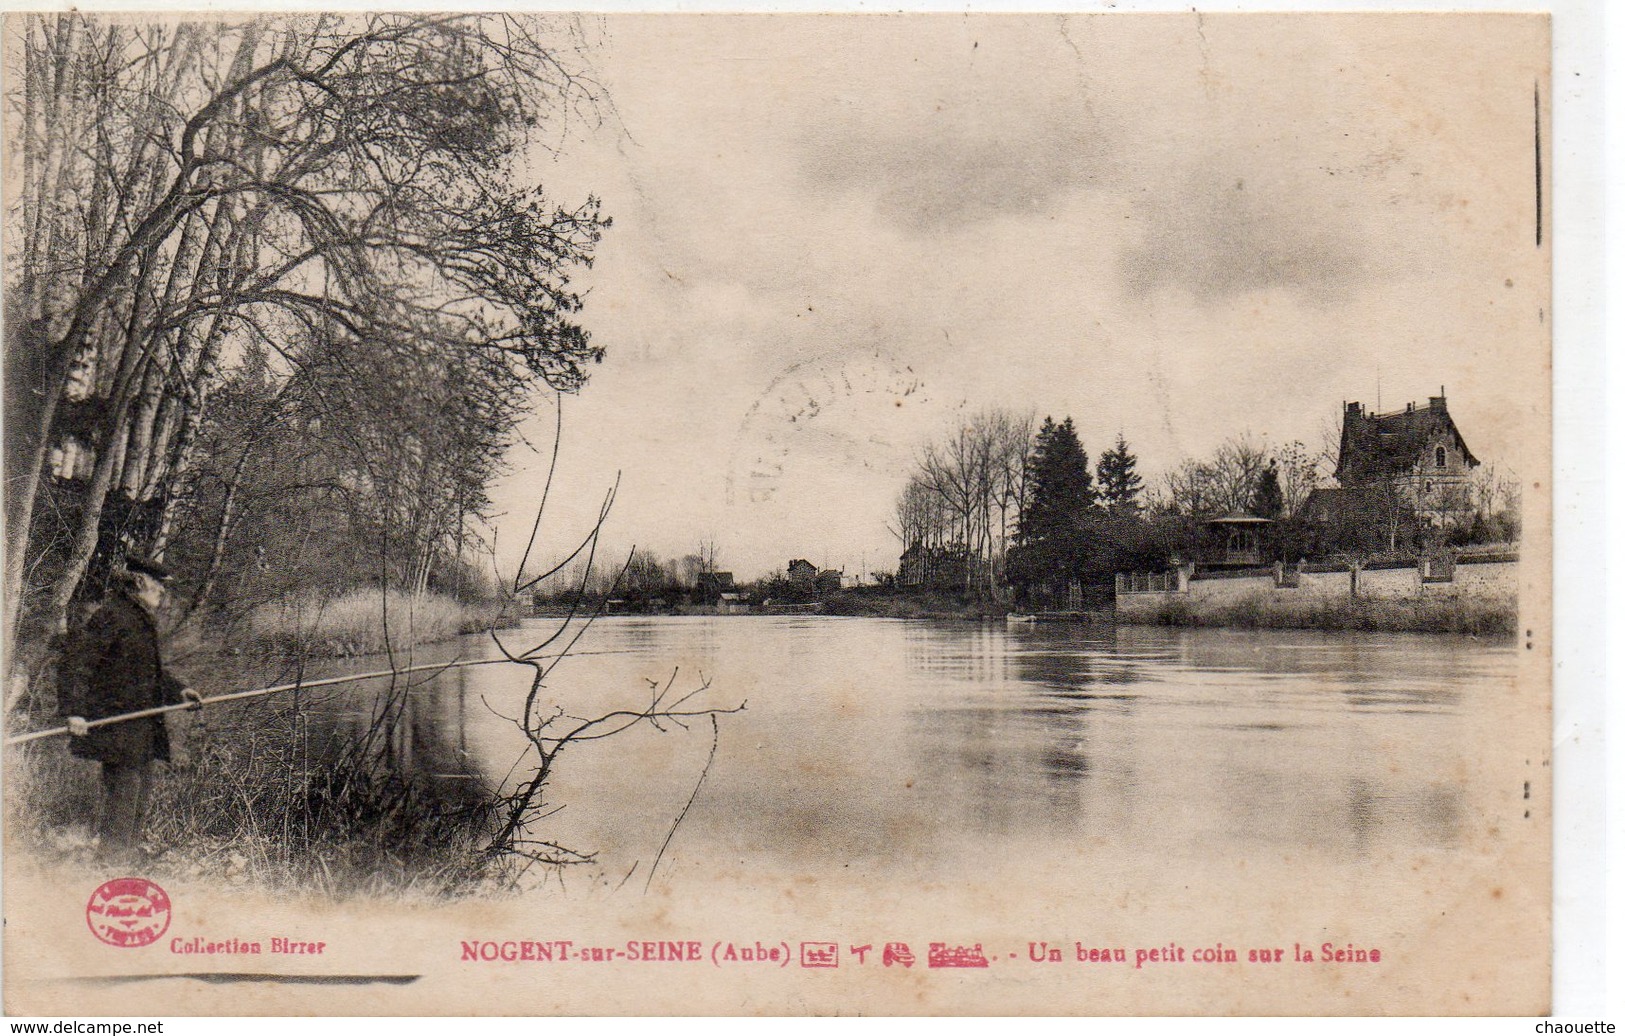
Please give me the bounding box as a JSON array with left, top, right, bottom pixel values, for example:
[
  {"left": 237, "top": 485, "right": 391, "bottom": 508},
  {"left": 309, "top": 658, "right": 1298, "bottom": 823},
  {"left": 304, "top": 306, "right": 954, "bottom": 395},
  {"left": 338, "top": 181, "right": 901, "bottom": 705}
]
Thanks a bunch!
[
  {"left": 296, "top": 619, "right": 1507, "bottom": 883},
  {"left": 299, "top": 649, "right": 493, "bottom": 815}
]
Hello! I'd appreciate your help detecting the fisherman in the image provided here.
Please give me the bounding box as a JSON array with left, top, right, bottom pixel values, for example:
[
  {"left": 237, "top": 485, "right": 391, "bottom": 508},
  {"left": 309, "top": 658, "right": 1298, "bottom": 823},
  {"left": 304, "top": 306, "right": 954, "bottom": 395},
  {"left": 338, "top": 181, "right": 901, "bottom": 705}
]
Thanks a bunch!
[{"left": 60, "top": 554, "right": 203, "bottom": 855}]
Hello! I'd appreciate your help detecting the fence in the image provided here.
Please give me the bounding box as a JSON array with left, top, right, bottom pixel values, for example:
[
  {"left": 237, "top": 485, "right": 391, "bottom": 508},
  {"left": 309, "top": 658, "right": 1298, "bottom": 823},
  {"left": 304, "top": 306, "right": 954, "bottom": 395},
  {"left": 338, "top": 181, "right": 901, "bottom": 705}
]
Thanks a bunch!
[{"left": 1116, "top": 571, "right": 1181, "bottom": 594}]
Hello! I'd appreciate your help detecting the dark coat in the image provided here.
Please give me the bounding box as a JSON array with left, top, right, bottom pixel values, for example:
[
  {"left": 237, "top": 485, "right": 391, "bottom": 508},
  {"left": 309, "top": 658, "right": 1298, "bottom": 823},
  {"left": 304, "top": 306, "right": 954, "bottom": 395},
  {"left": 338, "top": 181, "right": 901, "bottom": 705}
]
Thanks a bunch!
[{"left": 59, "top": 591, "right": 185, "bottom": 765}]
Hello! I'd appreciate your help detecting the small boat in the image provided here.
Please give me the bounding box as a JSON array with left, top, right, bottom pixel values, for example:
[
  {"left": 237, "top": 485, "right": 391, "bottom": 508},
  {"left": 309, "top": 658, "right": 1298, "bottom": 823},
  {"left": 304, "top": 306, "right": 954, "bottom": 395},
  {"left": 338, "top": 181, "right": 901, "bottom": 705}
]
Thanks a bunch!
[{"left": 1005, "top": 613, "right": 1038, "bottom": 624}]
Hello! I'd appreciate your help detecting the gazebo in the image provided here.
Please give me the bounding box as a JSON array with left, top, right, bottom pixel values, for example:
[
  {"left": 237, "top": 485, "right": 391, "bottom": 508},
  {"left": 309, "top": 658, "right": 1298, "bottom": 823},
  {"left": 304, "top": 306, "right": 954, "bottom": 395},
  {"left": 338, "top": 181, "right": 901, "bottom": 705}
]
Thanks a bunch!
[{"left": 1206, "top": 512, "right": 1272, "bottom": 567}]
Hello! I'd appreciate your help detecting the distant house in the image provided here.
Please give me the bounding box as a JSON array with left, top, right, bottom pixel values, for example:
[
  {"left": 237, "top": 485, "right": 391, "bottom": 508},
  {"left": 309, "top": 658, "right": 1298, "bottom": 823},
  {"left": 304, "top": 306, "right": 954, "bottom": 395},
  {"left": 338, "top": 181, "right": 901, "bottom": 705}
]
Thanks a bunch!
[
  {"left": 696, "top": 571, "right": 735, "bottom": 603},
  {"left": 787, "top": 559, "right": 818, "bottom": 586},
  {"left": 816, "top": 569, "right": 842, "bottom": 593},
  {"left": 1304, "top": 390, "right": 1480, "bottom": 548},
  {"left": 1336, "top": 391, "right": 1478, "bottom": 522}
]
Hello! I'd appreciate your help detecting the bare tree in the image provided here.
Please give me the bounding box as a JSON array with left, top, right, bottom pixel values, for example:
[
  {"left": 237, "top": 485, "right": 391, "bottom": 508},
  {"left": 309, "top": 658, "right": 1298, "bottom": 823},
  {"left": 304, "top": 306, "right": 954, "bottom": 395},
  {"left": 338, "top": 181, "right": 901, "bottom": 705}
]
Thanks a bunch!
[
  {"left": 6, "top": 13, "right": 609, "bottom": 652},
  {"left": 1271, "top": 439, "right": 1323, "bottom": 518},
  {"left": 1159, "top": 434, "right": 1271, "bottom": 518},
  {"left": 482, "top": 424, "right": 742, "bottom": 886},
  {"left": 893, "top": 408, "right": 1031, "bottom": 597},
  {"left": 889, "top": 475, "right": 949, "bottom": 550},
  {"left": 696, "top": 538, "right": 720, "bottom": 575}
]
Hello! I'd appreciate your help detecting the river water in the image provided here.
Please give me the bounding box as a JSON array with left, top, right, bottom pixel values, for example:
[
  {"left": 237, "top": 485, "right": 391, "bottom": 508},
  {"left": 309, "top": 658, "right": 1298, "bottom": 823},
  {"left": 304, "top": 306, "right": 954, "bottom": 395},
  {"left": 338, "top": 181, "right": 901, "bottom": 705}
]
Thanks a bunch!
[
  {"left": 144, "top": 614, "right": 1545, "bottom": 1012},
  {"left": 298, "top": 616, "right": 1518, "bottom": 897}
]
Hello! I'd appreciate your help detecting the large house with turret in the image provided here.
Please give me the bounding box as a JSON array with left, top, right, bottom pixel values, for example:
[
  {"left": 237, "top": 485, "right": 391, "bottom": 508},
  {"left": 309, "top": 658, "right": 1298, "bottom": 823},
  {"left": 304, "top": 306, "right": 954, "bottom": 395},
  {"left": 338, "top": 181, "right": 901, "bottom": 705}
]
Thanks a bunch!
[{"left": 1302, "top": 389, "right": 1479, "bottom": 548}]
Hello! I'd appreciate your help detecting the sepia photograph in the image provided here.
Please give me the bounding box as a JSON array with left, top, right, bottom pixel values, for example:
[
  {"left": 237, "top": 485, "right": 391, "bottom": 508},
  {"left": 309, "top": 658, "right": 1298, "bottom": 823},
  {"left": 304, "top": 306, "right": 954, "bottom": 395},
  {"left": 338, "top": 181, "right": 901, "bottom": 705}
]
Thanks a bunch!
[{"left": 2, "top": 10, "right": 1562, "bottom": 1016}]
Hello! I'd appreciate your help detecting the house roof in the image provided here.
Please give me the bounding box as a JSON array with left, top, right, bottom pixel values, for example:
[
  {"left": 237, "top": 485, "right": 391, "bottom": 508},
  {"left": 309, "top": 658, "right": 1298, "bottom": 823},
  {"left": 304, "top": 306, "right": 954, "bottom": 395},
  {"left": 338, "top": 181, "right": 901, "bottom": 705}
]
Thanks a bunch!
[
  {"left": 1207, "top": 511, "right": 1272, "bottom": 526},
  {"left": 1336, "top": 398, "right": 1479, "bottom": 485},
  {"left": 1302, "top": 485, "right": 1405, "bottom": 519}
]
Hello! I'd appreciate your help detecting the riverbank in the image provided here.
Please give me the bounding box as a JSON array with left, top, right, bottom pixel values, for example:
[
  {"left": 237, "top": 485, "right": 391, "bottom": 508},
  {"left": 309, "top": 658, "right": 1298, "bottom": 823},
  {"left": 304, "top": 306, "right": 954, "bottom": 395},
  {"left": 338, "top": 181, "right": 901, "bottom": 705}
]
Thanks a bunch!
[
  {"left": 4, "top": 650, "right": 513, "bottom": 898},
  {"left": 1115, "top": 555, "right": 1519, "bottom": 637},
  {"left": 532, "top": 590, "right": 1005, "bottom": 621},
  {"left": 814, "top": 589, "right": 1001, "bottom": 620},
  {"left": 545, "top": 591, "right": 1514, "bottom": 635},
  {"left": 1120, "top": 590, "right": 1517, "bottom": 637},
  {"left": 6, "top": 595, "right": 527, "bottom": 896},
  {"left": 5, "top": 754, "right": 502, "bottom": 900}
]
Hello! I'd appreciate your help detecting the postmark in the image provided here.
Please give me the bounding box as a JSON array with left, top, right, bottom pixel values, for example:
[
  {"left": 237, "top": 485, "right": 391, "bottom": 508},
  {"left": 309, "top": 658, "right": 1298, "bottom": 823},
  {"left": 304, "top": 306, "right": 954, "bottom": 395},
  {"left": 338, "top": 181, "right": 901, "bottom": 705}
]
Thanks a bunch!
[
  {"left": 85, "top": 878, "right": 172, "bottom": 948},
  {"left": 725, "top": 348, "right": 928, "bottom": 508}
]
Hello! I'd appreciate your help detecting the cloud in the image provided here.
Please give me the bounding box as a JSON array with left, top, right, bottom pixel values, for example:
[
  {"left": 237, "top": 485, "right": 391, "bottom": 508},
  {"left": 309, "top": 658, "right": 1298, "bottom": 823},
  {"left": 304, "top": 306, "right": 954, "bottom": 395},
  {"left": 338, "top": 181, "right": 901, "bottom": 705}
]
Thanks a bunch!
[
  {"left": 787, "top": 17, "right": 1119, "bottom": 235},
  {"left": 1118, "top": 162, "right": 1379, "bottom": 306},
  {"left": 799, "top": 111, "right": 1108, "bottom": 233}
]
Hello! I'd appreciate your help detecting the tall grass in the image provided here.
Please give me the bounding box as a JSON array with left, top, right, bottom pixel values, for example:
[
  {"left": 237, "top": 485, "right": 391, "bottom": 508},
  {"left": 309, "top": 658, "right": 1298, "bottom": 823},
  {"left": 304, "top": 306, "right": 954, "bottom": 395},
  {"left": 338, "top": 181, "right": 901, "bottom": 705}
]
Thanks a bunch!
[
  {"left": 1138, "top": 590, "right": 1517, "bottom": 637},
  {"left": 244, "top": 590, "right": 502, "bottom": 658}
]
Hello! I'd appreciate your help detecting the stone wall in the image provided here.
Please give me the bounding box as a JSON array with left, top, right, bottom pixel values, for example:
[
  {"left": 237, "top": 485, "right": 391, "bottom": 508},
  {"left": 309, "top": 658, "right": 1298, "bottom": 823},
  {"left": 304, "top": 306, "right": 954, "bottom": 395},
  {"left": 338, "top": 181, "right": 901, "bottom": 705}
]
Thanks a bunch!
[
  {"left": 1115, "top": 558, "right": 1517, "bottom": 624},
  {"left": 1355, "top": 565, "right": 1421, "bottom": 600},
  {"left": 1450, "top": 559, "right": 1520, "bottom": 597}
]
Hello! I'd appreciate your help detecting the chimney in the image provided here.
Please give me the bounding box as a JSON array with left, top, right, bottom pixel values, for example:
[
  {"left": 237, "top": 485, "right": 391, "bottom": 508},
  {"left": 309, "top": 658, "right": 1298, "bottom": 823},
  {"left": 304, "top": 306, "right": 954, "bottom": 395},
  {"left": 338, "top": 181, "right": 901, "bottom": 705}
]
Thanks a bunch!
[
  {"left": 1428, "top": 389, "right": 1446, "bottom": 413},
  {"left": 1346, "top": 401, "right": 1362, "bottom": 416}
]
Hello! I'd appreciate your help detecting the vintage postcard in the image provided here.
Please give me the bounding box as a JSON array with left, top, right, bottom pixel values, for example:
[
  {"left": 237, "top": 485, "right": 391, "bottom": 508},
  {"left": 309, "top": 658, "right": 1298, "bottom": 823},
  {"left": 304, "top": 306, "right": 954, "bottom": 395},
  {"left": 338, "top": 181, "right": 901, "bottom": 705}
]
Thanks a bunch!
[{"left": 3, "top": 11, "right": 1553, "bottom": 1016}]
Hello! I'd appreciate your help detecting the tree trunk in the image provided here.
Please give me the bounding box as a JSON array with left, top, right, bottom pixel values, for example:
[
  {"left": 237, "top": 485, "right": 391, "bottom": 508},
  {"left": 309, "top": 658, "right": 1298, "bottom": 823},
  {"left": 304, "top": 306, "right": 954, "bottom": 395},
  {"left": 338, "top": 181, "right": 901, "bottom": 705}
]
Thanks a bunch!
[
  {"left": 2, "top": 332, "right": 77, "bottom": 649},
  {"left": 176, "top": 441, "right": 255, "bottom": 626},
  {"left": 44, "top": 418, "right": 128, "bottom": 633},
  {"left": 40, "top": 302, "right": 166, "bottom": 633},
  {"left": 120, "top": 344, "right": 167, "bottom": 497},
  {"left": 146, "top": 192, "right": 255, "bottom": 551}
]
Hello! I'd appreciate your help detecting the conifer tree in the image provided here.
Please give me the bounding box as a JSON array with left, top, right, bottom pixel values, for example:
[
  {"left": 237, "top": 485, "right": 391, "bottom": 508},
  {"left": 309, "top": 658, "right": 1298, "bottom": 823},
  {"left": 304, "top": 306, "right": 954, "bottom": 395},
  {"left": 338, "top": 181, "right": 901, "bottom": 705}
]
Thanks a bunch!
[
  {"left": 1251, "top": 460, "right": 1285, "bottom": 520},
  {"left": 1096, "top": 433, "right": 1144, "bottom": 513},
  {"left": 1011, "top": 416, "right": 1094, "bottom": 601}
]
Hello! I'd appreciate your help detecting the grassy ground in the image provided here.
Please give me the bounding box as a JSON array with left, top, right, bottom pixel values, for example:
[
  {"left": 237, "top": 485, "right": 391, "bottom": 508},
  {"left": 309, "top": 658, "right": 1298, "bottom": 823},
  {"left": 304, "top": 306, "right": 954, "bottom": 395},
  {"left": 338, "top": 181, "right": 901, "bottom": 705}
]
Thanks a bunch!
[
  {"left": 5, "top": 691, "right": 514, "bottom": 899},
  {"left": 1128, "top": 590, "right": 1518, "bottom": 638},
  {"left": 6, "top": 588, "right": 537, "bottom": 897}
]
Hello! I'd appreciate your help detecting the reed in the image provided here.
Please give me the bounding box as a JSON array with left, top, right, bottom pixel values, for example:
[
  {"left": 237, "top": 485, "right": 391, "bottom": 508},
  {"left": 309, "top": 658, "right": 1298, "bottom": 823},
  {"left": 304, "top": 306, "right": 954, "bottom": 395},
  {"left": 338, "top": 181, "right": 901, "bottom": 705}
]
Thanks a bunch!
[{"left": 244, "top": 590, "right": 481, "bottom": 659}]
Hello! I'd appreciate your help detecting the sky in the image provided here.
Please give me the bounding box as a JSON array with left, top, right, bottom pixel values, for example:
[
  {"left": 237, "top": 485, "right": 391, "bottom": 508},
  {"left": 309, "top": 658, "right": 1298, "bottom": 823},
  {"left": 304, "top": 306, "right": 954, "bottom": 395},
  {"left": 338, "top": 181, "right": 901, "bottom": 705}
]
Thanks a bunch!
[{"left": 488, "top": 13, "right": 1550, "bottom": 584}]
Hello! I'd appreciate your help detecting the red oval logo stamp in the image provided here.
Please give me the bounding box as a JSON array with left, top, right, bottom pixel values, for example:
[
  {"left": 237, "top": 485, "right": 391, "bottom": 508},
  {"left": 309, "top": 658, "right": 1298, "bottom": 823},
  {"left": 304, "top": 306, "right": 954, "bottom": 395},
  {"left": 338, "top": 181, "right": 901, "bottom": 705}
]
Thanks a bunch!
[{"left": 85, "top": 878, "right": 171, "bottom": 948}]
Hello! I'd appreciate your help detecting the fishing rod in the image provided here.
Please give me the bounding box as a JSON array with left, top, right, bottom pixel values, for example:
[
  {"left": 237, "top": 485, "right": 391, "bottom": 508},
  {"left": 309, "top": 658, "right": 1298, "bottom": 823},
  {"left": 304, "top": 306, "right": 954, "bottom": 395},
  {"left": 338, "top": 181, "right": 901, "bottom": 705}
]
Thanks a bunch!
[{"left": 2, "top": 647, "right": 638, "bottom": 748}]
